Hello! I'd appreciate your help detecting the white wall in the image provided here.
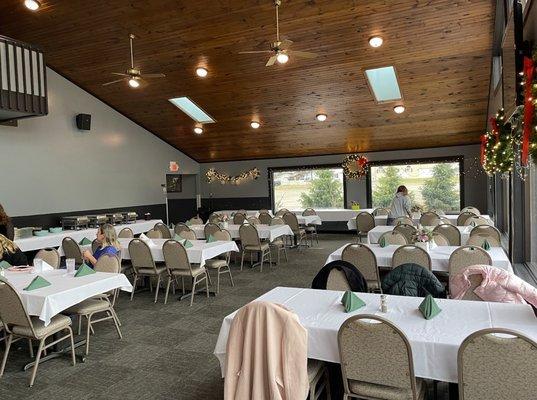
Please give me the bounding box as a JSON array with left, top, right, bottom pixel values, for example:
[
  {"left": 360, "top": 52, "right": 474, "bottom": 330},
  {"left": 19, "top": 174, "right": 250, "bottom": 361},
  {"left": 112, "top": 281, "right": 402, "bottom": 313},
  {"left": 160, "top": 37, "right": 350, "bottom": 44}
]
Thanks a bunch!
[{"left": 0, "top": 68, "right": 199, "bottom": 217}]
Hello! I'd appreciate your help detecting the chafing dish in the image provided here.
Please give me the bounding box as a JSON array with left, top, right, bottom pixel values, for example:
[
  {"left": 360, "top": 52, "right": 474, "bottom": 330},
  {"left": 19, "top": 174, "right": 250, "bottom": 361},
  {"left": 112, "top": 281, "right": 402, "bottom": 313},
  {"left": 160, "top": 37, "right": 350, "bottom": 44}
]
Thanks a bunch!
[
  {"left": 107, "top": 213, "right": 124, "bottom": 225},
  {"left": 61, "top": 215, "right": 90, "bottom": 230},
  {"left": 87, "top": 214, "right": 108, "bottom": 227},
  {"left": 122, "top": 211, "right": 138, "bottom": 223}
]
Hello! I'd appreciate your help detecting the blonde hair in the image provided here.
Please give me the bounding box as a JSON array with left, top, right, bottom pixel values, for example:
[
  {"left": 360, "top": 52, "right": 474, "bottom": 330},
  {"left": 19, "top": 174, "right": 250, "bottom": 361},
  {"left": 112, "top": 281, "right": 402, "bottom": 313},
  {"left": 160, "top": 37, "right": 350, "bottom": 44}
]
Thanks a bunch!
[
  {"left": 0, "top": 234, "right": 18, "bottom": 259},
  {"left": 99, "top": 224, "right": 121, "bottom": 250}
]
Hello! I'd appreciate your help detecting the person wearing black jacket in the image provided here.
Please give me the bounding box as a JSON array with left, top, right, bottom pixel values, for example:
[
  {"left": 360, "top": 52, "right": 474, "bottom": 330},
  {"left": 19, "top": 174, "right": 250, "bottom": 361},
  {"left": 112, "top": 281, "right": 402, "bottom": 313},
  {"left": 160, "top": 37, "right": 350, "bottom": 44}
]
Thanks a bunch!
[
  {"left": 0, "top": 234, "right": 27, "bottom": 266},
  {"left": 0, "top": 204, "right": 14, "bottom": 241}
]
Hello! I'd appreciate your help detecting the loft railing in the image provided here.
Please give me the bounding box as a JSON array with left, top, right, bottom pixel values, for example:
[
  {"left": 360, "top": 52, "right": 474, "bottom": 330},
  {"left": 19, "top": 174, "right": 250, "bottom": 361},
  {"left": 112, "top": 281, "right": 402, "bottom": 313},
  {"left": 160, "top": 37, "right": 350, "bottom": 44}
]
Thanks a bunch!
[{"left": 0, "top": 34, "right": 48, "bottom": 121}]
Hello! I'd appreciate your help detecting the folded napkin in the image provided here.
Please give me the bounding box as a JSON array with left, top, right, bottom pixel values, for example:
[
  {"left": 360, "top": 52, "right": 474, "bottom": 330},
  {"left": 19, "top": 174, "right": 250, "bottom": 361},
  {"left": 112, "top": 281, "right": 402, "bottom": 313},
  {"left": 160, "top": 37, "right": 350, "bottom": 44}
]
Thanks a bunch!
[
  {"left": 79, "top": 237, "right": 92, "bottom": 246},
  {"left": 341, "top": 291, "right": 366, "bottom": 313},
  {"left": 174, "top": 234, "right": 183, "bottom": 242},
  {"left": 75, "top": 263, "right": 96, "bottom": 277},
  {"left": 379, "top": 236, "right": 387, "bottom": 248},
  {"left": 140, "top": 233, "right": 155, "bottom": 246},
  {"left": 24, "top": 275, "right": 51, "bottom": 291},
  {"left": 182, "top": 239, "right": 194, "bottom": 249},
  {"left": 0, "top": 260, "right": 11, "bottom": 269},
  {"left": 418, "top": 294, "right": 441, "bottom": 320},
  {"left": 207, "top": 234, "right": 216, "bottom": 243},
  {"left": 482, "top": 239, "right": 491, "bottom": 251},
  {"left": 185, "top": 220, "right": 192, "bottom": 226}
]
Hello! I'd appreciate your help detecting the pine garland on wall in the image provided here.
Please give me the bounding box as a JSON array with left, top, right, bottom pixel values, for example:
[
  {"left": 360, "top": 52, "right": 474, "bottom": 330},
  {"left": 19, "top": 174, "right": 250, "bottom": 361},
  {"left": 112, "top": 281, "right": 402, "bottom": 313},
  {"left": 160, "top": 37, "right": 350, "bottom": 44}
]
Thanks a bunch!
[
  {"left": 206, "top": 167, "right": 260, "bottom": 185},
  {"left": 481, "top": 108, "right": 514, "bottom": 176}
]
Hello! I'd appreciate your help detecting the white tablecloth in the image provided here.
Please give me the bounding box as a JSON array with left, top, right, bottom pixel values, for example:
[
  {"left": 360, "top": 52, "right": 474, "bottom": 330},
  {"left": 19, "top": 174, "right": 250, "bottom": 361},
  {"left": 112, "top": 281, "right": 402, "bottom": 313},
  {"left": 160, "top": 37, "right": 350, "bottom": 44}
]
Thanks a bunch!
[
  {"left": 348, "top": 215, "right": 494, "bottom": 229},
  {"left": 325, "top": 244, "right": 512, "bottom": 273},
  {"left": 367, "top": 226, "right": 471, "bottom": 245},
  {"left": 15, "top": 219, "right": 163, "bottom": 252},
  {"left": 290, "top": 209, "right": 374, "bottom": 223},
  {"left": 214, "top": 287, "right": 537, "bottom": 383},
  {"left": 118, "top": 238, "right": 239, "bottom": 266},
  {"left": 189, "top": 224, "right": 294, "bottom": 242},
  {"left": 217, "top": 210, "right": 273, "bottom": 217},
  {"left": 3, "top": 269, "right": 132, "bottom": 326},
  {"left": 296, "top": 215, "right": 322, "bottom": 226},
  {"left": 216, "top": 210, "right": 321, "bottom": 226}
]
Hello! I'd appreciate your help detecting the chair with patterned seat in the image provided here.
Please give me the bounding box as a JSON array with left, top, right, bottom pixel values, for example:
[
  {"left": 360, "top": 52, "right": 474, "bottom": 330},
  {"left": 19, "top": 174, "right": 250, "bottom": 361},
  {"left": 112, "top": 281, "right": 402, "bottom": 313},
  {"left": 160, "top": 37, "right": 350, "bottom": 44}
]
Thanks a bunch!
[
  {"left": 247, "top": 216, "right": 261, "bottom": 225},
  {"left": 204, "top": 230, "right": 234, "bottom": 294},
  {"left": 433, "top": 224, "right": 461, "bottom": 246},
  {"left": 33, "top": 248, "right": 60, "bottom": 269},
  {"left": 355, "top": 212, "right": 375, "bottom": 243},
  {"left": 233, "top": 213, "right": 247, "bottom": 225},
  {"left": 128, "top": 239, "right": 168, "bottom": 303},
  {"left": 341, "top": 244, "right": 380, "bottom": 292},
  {"left": 392, "top": 245, "right": 432, "bottom": 270},
  {"left": 393, "top": 224, "right": 418, "bottom": 245},
  {"left": 338, "top": 314, "right": 427, "bottom": 400},
  {"left": 457, "top": 211, "right": 478, "bottom": 226},
  {"left": 174, "top": 223, "right": 190, "bottom": 236},
  {"left": 118, "top": 227, "right": 134, "bottom": 238},
  {"left": 178, "top": 229, "right": 196, "bottom": 241},
  {"left": 432, "top": 232, "right": 450, "bottom": 246},
  {"left": 469, "top": 225, "right": 501, "bottom": 242},
  {"left": 258, "top": 212, "right": 272, "bottom": 225},
  {"left": 283, "top": 212, "right": 308, "bottom": 249},
  {"left": 146, "top": 229, "right": 162, "bottom": 239},
  {"left": 62, "top": 237, "right": 84, "bottom": 265},
  {"left": 239, "top": 223, "right": 272, "bottom": 271},
  {"left": 460, "top": 206, "right": 481, "bottom": 216},
  {"left": 204, "top": 223, "right": 221, "bottom": 239},
  {"left": 419, "top": 211, "right": 440, "bottom": 226},
  {"left": 378, "top": 231, "right": 407, "bottom": 246},
  {"left": 153, "top": 222, "right": 171, "bottom": 239}
]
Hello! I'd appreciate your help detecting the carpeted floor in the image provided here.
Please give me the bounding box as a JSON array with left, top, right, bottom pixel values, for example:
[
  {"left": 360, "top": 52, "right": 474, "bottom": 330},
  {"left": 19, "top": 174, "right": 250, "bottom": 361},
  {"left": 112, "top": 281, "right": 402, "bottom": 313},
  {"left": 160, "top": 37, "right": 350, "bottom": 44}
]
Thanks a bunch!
[{"left": 2, "top": 233, "right": 460, "bottom": 399}]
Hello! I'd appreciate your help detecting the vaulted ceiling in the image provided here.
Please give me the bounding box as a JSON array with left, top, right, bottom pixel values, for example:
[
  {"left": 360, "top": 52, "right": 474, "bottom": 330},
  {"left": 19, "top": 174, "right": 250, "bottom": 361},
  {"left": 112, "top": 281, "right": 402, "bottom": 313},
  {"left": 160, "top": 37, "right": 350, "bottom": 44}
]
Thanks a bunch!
[{"left": 0, "top": 0, "right": 494, "bottom": 162}]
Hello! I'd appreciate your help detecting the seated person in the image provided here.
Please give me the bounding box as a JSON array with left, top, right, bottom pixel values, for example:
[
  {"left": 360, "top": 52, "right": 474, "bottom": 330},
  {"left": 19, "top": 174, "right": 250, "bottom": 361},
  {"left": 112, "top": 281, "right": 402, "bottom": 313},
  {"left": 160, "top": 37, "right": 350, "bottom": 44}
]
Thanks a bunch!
[
  {"left": 82, "top": 224, "right": 121, "bottom": 266},
  {"left": 0, "top": 204, "right": 14, "bottom": 240},
  {"left": 0, "top": 234, "right": 28, "bottom": 266}
]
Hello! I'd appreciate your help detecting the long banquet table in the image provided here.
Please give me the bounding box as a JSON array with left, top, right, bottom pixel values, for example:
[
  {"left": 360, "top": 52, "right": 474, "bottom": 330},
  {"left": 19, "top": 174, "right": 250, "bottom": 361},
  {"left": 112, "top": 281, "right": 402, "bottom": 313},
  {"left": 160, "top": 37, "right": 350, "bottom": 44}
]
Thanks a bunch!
[
  {"left": 325, "top": 243, "right": 512, "bottom": 273},
  {"left": 3, "top": 268, "right": 132, "bottom": 326},
  {"left": 15, "top": 219, "right": 163, "bottom": 252},
  {"left": 214, "top": 286, "right": 537, "bottom": 383},
  {"left": 367, "top": 225, "right": 472, "bottom": 245},
  {"left": 217, "top": 210, "right": 322, "bottom": 226},
  {"left": 189, "top": 224, "right": 294, "bottom": 241},
  {"left": 347, "top": 214, "right": 494, "bottom": 229}
]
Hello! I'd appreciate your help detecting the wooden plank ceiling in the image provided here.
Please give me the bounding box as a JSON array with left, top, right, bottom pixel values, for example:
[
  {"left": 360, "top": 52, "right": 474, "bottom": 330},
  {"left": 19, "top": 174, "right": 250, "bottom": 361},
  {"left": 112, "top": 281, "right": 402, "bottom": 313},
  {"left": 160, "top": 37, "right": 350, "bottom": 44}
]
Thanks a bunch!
[{"left": 0, "top": 0, "right": 494, "bottom": 162}]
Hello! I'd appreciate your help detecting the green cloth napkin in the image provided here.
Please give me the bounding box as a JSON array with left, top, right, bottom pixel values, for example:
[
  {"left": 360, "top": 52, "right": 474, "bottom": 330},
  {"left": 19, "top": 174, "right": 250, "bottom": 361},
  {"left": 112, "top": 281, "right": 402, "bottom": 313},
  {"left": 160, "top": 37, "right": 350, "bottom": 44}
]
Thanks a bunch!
[
  {"left": 74, "top": 263, "right": 96, "bottom": 277},
  {"left": 174, "top": 234, "right": 183, "bottom": 242},
  {"left": 207, "top": 234, "right": 216, "bottom": 243},
  {"left": 183, "top": 239, "right": 193, "bottom": 249},
  {"left": 23, "top": 276, "right": 51, "bottom": 291},
  {"left": 418, "top": 294, "right": 441, "bottom": 320},
  {"left": 79, "top": 237, "right": 92, "bottom": 245},
  {"left": 0, "top": 260, "right": 11, "bottom": 269},
  {"left": 379, "top": 236, "right": 387, "bottom": 248},
  {"left": 341, "top": 291, "right": 366, "bottom": 313},
  {"left": 482, "top": 239, "right": 491, "bottom": 251},
  {"left": 185, "top": 220, "right": 192, "bottom": 226}
]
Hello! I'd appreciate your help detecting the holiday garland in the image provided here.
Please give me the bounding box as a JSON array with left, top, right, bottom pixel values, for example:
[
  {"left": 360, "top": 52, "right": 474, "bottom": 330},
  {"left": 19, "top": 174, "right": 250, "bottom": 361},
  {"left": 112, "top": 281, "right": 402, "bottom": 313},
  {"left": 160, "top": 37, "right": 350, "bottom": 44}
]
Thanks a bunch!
[
  {"left": 342, "top": 154, "right": 368, "bottom": 179},
  {"left": 206, "top": 167, "right": 260, "bottom": 185},
  {"left": 522, "top": 53, "right": 537, "bottom": 165},
  {"left": 481, "top": 108, "right": 514, "bottom": 175}
]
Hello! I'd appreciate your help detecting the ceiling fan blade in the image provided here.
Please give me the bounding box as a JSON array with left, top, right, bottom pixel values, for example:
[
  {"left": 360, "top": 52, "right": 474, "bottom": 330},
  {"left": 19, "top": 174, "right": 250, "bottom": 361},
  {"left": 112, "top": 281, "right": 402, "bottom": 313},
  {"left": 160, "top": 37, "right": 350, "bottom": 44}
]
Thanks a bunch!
[
  {"left": 142, "top": 73, "right": 166, "bottom": 78},
  {"left": 110, "top": 72, "right": 129, "bottom": 77},
  {"left": 239, "top": 50, "right": 273, "bottom": 54},
  {"left": 266, "top": 55, "right": 277, "bottom": 66},
  {"left": 291, "top": 50, "right": 318, "bottom": 59},
  {"left": 279, "top": 39, "right": 294, "bottom": 49},
  {"left": 102, "top": 78, "right": 126, "bottom": 86}
]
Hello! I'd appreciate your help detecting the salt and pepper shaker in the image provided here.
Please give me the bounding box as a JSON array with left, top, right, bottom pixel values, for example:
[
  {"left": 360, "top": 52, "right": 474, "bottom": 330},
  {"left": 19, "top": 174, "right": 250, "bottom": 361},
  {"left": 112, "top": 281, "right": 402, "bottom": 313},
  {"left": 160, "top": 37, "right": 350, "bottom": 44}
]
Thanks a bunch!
[
  {"left": 380, "top": 294, "right": 388, "bottom": 313},
  {"left": 0, "top": 268, "right": 5, "bottom": 279}
]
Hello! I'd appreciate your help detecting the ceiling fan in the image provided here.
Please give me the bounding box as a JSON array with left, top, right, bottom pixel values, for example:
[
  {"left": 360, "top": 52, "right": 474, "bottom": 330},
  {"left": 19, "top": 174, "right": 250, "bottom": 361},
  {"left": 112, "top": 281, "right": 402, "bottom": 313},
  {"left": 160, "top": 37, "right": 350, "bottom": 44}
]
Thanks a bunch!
[
  {"left": 239, "top": 0, "right": 318, "bottom": 66},
  {"left": 102, "top": 34, "right": 166, "bottom": 88}
]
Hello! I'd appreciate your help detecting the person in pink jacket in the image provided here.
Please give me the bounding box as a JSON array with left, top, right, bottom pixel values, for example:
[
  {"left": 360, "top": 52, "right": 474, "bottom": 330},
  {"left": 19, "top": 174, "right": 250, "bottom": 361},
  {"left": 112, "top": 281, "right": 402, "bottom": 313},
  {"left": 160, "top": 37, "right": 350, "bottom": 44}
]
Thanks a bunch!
[
  {"left": 224, "top": 301, "right": 309, "bottom": 400},
  {"left": 450, "top": 264, "right": 537, "bottom": 307}
]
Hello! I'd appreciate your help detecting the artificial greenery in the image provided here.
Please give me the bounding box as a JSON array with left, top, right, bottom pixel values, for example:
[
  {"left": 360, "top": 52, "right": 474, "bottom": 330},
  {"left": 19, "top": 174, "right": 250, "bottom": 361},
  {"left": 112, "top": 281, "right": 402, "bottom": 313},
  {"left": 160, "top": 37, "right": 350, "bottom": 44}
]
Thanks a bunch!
[{"left": 482, "top": 108, "right": 514, "bottom": 175}]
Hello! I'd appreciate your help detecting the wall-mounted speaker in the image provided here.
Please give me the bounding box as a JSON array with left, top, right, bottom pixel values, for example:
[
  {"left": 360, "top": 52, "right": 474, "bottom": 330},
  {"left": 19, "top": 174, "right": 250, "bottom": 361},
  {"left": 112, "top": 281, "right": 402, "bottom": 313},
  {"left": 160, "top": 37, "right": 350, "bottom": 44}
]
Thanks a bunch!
[{"left": 76, "top": 114, "right": 91, "bottom": 130}]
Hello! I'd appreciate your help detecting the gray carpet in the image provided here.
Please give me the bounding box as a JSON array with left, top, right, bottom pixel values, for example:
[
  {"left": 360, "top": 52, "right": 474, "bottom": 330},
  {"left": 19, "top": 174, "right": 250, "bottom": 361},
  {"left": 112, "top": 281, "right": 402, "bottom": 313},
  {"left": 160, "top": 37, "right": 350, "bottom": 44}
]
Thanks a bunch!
[{"left": 1, "top": 234, "right": 453, "bottom": 399}]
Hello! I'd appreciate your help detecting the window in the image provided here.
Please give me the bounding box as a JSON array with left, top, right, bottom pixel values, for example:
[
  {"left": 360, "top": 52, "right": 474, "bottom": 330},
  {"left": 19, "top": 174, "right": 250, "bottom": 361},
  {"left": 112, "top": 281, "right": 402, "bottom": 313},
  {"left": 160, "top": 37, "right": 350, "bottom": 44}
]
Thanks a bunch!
[
  {"left": 369, "top": 159, "right": 462, "bottom": 213},
  {"left": 270, "top": 167, "right": 345, "bottom": 210}
]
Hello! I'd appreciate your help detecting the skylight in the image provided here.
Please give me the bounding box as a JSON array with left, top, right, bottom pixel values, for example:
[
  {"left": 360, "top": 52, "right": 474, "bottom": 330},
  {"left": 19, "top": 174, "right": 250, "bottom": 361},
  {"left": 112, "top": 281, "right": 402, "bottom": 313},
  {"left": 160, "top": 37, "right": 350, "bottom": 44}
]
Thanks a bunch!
[
  {"left": 168, "top": 97, "right": 216, "bottom": 123},
  {"left": 364, "top": 66, "right": 402, "bottom": 103}
]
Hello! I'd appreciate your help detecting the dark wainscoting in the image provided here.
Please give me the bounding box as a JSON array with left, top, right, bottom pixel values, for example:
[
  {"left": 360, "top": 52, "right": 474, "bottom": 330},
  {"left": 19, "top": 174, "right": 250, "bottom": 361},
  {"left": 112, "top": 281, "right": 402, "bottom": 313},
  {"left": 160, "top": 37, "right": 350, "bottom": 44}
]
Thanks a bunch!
[
  {"left": 168, "top": 198, "right": 198, "bottom": 224},
  {"left": 201, "top": 197, "right": 271, "bottom": 214}
]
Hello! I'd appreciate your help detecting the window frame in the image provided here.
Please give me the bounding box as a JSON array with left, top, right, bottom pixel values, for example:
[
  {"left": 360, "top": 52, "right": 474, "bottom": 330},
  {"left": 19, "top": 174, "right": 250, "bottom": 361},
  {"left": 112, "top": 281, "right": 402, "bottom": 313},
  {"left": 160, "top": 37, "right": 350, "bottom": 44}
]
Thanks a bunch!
[
  {"left": 268, "top": 164, "right": 347, "bottom": 211},
  {"left": 365, "top": 156, "right": 465, "bottom": 210}
]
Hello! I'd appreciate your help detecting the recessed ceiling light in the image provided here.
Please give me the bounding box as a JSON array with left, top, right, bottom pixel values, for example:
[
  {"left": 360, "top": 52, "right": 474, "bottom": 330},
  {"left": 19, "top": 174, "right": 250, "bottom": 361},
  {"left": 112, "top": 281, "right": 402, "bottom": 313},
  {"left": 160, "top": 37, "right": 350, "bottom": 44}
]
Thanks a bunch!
[
  {"left": 368, "top": 36, "right": 383, "bottom": 48},
  {"left": 194, "top": 127, "right": 203, "bottom": 134},
  {"left": 316, "top": 114, "right": 327, "bottom": 122},
  {"left": 168, "top": 97, "right": 216, "bottom": 123},
  {"left": 276, "top": 52, "right": 289, "bottom": 64},
  {"left": 250, "top": 121, "right": 260, "bottom": 129},
  {"left": 24, "top": 0, "right": 40, "bottom": 11},
  {"left": 196, "top": 67, "right": 208, "bottom": 78},
  {"left": 393, "top": 105, "right": 405, "bottom": 114},
  {"left": 128, "top": 78, "right": 140, "bottom": 88}
]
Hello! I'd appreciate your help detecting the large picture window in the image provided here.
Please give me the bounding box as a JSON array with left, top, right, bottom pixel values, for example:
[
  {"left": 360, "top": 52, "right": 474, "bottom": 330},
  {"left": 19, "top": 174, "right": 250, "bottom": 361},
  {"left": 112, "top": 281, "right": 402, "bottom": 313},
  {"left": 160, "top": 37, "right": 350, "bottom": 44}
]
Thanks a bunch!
[
  {"left": 270, "top": 167, "right": 345, "bottom": 210},
  {"left": 369, "top": 159, "right": 462, "bottom": 213}
]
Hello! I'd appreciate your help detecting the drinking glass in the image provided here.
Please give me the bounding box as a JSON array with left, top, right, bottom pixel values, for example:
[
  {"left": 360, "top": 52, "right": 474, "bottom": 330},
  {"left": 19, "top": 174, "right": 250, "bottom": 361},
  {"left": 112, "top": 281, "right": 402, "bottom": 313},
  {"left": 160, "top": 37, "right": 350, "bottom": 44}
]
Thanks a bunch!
[{"left": 66, "top": 258, "right": 75, "bottom": 274}]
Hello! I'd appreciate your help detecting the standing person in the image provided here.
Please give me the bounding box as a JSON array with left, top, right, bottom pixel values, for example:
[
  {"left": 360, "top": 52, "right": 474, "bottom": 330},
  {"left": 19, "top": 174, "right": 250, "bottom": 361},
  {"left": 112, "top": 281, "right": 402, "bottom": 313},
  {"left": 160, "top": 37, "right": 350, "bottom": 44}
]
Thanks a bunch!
[
  {"left": 82, "top": 224, "right": 121, "bottom": 267},
  {"left": 0, "top": 204, "right": 14, "bottom": 241},
  {"left": 387, "top": 185, "right": 412, "bottom": 225}
]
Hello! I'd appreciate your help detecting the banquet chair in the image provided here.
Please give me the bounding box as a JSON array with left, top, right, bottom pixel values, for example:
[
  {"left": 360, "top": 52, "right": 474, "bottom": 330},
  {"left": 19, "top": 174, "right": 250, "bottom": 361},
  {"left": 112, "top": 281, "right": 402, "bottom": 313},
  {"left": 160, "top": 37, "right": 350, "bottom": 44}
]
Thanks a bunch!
[
  {"left": 466, "top": 235, "right": 501, "bottom": 248},
  {"left": 437, "top": 217, "right": 453, "bottom": 225},
  {"left": 392, "top": 245, "right": 432, "bottom": 270},
  {"left": 457, "top": 211, "right": 478, "bottom": 226},
  {"left": 146, "top": 229, "right": 163, "bottom": 239},
  {"left": 118, "top": 227, "right": 134, "bottom": 238},
  {"left": 393, "top": 224, "right": 417, "bottom": 244},
  {"left": 259, "top": 208, "right": 270, "bottom": 214},
  {"left": 341, "top": 244, "right": 380, "bottom": 291},
  {"left": 258, "top": 212, "right": 272, "bottom": 225},
  {"left": 239, "top": 223, "right": 272, "bottom": 271},
  {"left": 394, "top": 216, "right": 414, "bottom": 226},
  {"left": 469, "top": 225, "right": 501, "bottom": 242},
  {"left": 178, "top": 229, "right": 196, "bottom": 241},
  {"left": 33, "top": 248, "right": 60, "bottom": 269},
  {"left": 153, "top": 222, "right": 171, "bottom": 239},
  {"left": 188, "top": 216, "right": 203, "bottom": 225},
  {"left": 453, "top": 267, "right": 485, "bottom": 301},
  {"left": 204, "top": 230, "right": 234, "bottom": 295},
  {"left": 236, "top": 209, "right": 247, "bottom": 215},
  {"left": 431, "top": 232, "right": 450, "bottom": 246},
  {"left": 355, "top": 212, "right": 375, "bottom": 243},
  {"left": 283, "top": 212, "right": 309, "bottom": 249},
  {"left": 61, "top": 237, "right": 84, "bottom": 265},
  {"left": 91, "top": 239, "right": 100, "bottom": 253},
  {"left": 204, "top": 223, "right": 221, "bottom": 239},
  {"left": 308, "top": 359, "right": 332, "bottom": 400},
  {"left": 433, "top": 224, "right": 461, "bottom": 246},
  {"left": 173, "top": 223, "right": 190, "bottom": 236},
  {"left": 448, "top": 246, "right": 492, "bottom": 277},
  {"left": 464, "top": 216, "right": 491, "bottom": 227},
  {"left": 162, "top": 239, "right": 209, "bottom": 306},
  {"left": 419, "top": 211, "right": 440, "bottom": 226},
  {"left": 372, "top": 207, "right": 390, "bottom": 216},
  {"left": 378, "top": 231, "right": 407, "bottom": 246},
  {"left": 128, "top": 239, "right": 168, "bottom": 303},
  {"left": 326, "top": 269, "right": 352, "bottom": 291},
  {"left": 458, "top": 328, "right": 537, "bottom": 400},
  {"left": 303, "top": 208, "right": 316, "bottom": 216},
  {"left": 0, "top": 280, "right": 76, "bottom": 387},
  {"left": 63, "top": 255, "right": 122, "bottom": 355},
  {"left": 270, "top": 216, "right": 290, "bottom": 260},
  {"left": 338, "top": 314, "right": 427, "bottom": 400},
  {"left": 247, "top": 216, "right": 261, "bottom": 225},
  {"left": 302, "top": 208, "right": 319, "bottom": 245},
  {"left": 460, "top": 206, "right": 481, "bottom": 216},
  {"left": 274, "top": 210, "right": 286, "bottom": 217},
  {"left": 233, "top": 213, "right": 246, "bottom": 225},
  {"left": 208, "top": 213, "right": 221, "bottom": 224}
]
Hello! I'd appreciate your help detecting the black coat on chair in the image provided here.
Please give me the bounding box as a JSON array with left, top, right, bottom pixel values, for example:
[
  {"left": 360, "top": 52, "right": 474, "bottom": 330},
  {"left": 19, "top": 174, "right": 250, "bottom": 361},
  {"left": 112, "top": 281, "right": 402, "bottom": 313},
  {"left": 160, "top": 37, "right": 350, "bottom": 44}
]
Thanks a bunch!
[
  {"left": 382, "top": 263, "right": 446, "bottom": 298},
  {"left": 311, "top": 260, "right": 368, "bottom": 293}
]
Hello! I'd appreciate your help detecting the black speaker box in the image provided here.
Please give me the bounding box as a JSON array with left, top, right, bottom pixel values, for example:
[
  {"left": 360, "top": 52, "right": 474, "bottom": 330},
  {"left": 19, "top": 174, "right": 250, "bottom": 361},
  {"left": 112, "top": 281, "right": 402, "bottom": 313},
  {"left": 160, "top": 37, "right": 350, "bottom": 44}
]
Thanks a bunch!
[{"left": 76, "top": 114, "right": 91, "bottom": 130}]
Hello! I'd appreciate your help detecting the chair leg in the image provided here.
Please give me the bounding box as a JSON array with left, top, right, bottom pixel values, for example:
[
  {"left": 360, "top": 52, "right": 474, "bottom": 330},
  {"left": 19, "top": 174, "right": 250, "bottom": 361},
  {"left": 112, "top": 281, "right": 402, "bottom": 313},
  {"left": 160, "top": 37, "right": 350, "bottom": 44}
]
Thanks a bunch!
[
  {"left": 29, "top": 337, "right": 46, "bottom": 387},
  {"left": 27, "top": 339, "right": 34, "bottom": 358},
  {"left": 216, "top": 269, "right": 221, "bottom": 294},
  {"left": 111, "top": 308, "right": 123, "bottom": 339},
  {"left": 130, "top": 274, "right": 138, "bottom": 300},
  {"left": 67, "top": 327, "right": 76, "bottom": 366},
  {"left": 268, "top": 248, "right": 273, "bottom": 267},
  {"left": 154, "top": 275, "right": 161, "bottom": 303},
  {"left": 205, "top": 273, "right": 209, "bottom": 298},
  {"left": 324, "top": 367, "right": 331, "bottom": 400},
  {"left": 190, "top": 277, "right": 197, "bottom": 306},
  {"left": 0, "top": 333, "right": 13, "bottom": 377},
  {"left": 181, "top": 277, "right": 185, "bottom": 295},
  {"left": 228, "top": 267, "right": 234, "bottom": 287},
  {"left": 240, "top": 251, "right": 245, "bottom": 271},
  {"left": 78, "top": 316, "right": 82, "bottom": 335},
  {"left": 164, "top": 276, "right": 172, "bottom": 305},
  {"left": 85, "top": 315, "right": 92, "bottom": 355},
  {"left": 259, "top": 251, "right": 264, "bottom": 272}
]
